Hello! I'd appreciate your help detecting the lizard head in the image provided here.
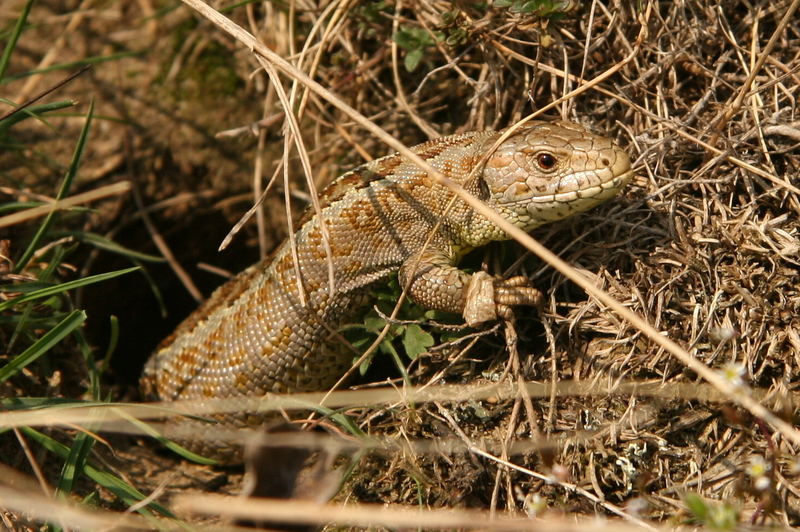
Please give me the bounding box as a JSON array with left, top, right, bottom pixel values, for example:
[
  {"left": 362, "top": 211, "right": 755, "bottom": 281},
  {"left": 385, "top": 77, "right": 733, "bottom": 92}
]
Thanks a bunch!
[{"left": 480, "top": 120, "right": 633, "bottom": 231}]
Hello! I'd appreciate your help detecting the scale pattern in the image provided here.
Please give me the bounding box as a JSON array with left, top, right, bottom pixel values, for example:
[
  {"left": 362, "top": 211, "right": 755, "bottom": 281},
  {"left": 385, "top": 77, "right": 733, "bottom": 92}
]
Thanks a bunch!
[{"left": 140, "top": 121, "right": 633, "bottom": 461}]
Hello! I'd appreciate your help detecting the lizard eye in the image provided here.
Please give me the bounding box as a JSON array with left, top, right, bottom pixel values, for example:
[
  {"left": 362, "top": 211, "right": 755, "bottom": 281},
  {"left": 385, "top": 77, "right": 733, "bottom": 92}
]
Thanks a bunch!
[{"left": 536, "top": 152, "right": 557, "bottom": 171}]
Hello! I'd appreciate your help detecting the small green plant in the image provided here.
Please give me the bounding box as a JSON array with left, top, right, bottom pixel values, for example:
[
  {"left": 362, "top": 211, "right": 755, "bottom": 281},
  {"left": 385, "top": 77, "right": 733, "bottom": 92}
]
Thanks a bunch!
[
  {"left": 494, "top": 0, "right": 575, "bottom": 17},
  {"left": 682, "top": 493, "right": 740, "bottom": 530},
  {"left": 437, "top": 9, "right": 470, "bottom": 47},
  {"left": 353, "top": 0, "right": 389, "bottom": 35},
  {"left": 394, "top": 26, "right": 444, "bottom": 72},
  {"left": 346, "top": 278, "right": 437, "bottom": 381}
]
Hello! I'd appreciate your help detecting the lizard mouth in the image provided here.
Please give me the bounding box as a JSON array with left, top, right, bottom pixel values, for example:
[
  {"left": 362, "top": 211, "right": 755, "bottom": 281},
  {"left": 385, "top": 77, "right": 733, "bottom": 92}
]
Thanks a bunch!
[
  {"left": 504, "top": 166, "right": 634, "bottom": 228},
  {"left": 490, "top": 142, "right": 634, "bottom": 208},
  {"left": 540, "top": 167, "right": 632, "bottom": 204},
  {"left": 501, "top": 166, "right": 633, "bottom": 208}
]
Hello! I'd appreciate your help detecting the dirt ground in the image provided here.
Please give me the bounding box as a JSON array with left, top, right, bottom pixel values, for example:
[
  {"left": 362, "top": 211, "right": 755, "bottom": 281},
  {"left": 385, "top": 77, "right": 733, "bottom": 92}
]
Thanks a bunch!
[{"left": 2, "top": 0, "right": 800, "bottom": 529}]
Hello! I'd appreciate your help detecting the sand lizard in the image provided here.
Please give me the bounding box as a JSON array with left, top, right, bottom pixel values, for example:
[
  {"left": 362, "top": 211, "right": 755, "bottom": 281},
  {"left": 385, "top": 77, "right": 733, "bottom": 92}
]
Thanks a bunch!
[{"left": 140, "top": 121, "right": 633, "bottom": 461}]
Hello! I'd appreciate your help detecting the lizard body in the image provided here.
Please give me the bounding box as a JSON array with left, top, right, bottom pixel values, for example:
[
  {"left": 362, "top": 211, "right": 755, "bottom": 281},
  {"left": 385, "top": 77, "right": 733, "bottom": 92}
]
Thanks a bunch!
[{"left": 140, "top": 121, "right": 632, "bottom": 461}]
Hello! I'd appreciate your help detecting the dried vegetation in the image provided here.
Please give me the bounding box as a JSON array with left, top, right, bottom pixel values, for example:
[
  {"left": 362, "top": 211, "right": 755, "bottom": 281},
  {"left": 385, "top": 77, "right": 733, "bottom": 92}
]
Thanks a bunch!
[{"left": 2, "top": 0, "right": 800, "bottom": 529}]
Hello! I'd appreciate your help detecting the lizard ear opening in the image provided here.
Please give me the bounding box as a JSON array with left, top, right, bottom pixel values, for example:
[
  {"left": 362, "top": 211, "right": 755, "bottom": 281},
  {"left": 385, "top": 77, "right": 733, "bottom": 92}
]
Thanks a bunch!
[{"left": 475, "top": 174, "right": 491, "bottom": 200}]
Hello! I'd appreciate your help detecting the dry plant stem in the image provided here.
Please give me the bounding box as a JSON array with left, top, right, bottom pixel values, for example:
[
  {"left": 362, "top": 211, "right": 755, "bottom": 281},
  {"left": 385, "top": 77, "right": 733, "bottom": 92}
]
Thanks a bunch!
[
  {"left": 253, "top": 94, "right": 270, "bottom": 259},
  {"left": 15, "top": 0, "right": 93, "bottom": 101},
  {"left": 743, "top": 11, "right": 779, "bottom": 178},
  {"left": 291, "top": 0, "right": 352, "bottom": 121},
  {"left": 127, "top": 427, "right": 580, "bottom": 457},
  {"left": 131, "top": 184, "right": 203, "bottom": 303},
  {"left": 0, "top": 380, "right": 770, "bottom": 431},
  {"left": 217, "top": 171, "right": 276, "bottom": 253},
  {"left": 515, "top": 5, "right": 649, "bottom": 125},
  {"left": 472, "top": 448, "right": 657, "bottom": 530},
  {"left": 260, "top": 58, "right": 336, "bottom": 300},
  {"left": 172, "top": 494, "right": 650, "bottom": 531},
  {"left": 435, "top": 402, "right": 653, "bottom": 529},
  {"left": 455, "top": 5, "right": 651, "bottom": 196},
  {"left": 0, "top": 485, "right": 148, "bottom": 531},
  {"left": 12, "top": 429, "right": 50, "bottom": 499},
  {"left": 0, "top": 181, "right": 131, "bottom": 229},
  {"left": 0, "top": 65, "right": 89, "bottom": 122},
  {"left": 180, "top": 0, "right": 800, "bottom": 447},
  {"left": 707, "top": 0, "right": 800, "bottom": 147},
  {"left": 517, "top": 375, "right": 542, "bottom": 441},
  {"left": 492, "top": 41, "right": 800, "bottom": 196},
  {"left": 664, "top": 123, "right": 800, "bottom": 196},
  {"left": 390, "top": 0, "right": 439, "bottom": 139}
]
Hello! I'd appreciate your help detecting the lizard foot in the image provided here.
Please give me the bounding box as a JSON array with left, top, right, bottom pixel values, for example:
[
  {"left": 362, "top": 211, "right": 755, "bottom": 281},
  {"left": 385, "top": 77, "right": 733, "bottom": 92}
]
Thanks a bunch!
[
  {"left": 464, "top": 272, "right": 543, "bottom": 326},
  {"left": 495, "top": 275, "right": 543, "bottom": 321}
]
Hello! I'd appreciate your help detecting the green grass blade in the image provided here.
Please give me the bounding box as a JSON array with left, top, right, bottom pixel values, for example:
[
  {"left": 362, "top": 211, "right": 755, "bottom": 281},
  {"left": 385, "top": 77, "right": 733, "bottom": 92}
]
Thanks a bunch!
[
  {"left": 0, "top": 100, "right": 75, "bottom": 135},
  {"left": 19, "top": 427, "right": 175, "bottom": 520},
  {"left": 0, "top": 0, "right": 35, "bottom": 81},
  {"left": 1, "top": 397, "right": 94, "bottom": 409},
  {"left": 98, "top": 315, "right": 120, "bottom": 389},
  {"left": 57, "top": 429, "right": 95, "bottom": 497},
  {"left": 0, "top": 201, "right": 46, "bottom": 215},
  {"left": 52, "top": 231, "right": 165, "bottom": 262},
  {"left": 14, "top": 99, "right": 94, "bottom": 272},
  {"left": 288, "top": 399, "right": 367, "bottom": 439},
  {"left": 137, "top": 263, "right": 168, "bottom": 318},
  {"left": 1, "top": 51, "right": 140, "bottom": 82},
  {"left": 116, "top": 409, "right": 219, "bottom": 466},
  {"left": 0, "top": 310, "right": 86, "bottom": 382},
  {"left": 0, "top": 266, "right": 139, "bottom": 313},
  {"left": 0, "top": 312, "right": 73, "bottom": 326}
]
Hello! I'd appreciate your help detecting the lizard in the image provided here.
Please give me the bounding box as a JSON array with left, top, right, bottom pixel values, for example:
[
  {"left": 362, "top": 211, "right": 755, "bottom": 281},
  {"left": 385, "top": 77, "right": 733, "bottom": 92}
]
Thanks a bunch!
[{"left": 140, "top": 120, "right": 633, "bottom": 462}]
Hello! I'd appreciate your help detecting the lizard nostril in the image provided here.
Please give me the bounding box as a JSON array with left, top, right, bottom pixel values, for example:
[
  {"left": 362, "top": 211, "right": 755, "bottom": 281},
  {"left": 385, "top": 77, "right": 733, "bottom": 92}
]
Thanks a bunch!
[{"left": 600, "top": 157, "right": 611, "bottom": 167}]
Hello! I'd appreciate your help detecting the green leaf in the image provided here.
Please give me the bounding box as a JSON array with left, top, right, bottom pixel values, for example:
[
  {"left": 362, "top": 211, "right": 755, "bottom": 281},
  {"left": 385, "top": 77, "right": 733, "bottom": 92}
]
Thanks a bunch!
[
  {"left": 394, "top": 27, "right": 425, "bottom": 50},
  {"left": 441, "top": 10, "right": 459, "bottom": 25},
  {"left": 707, "top": 502, "right": 739, "bottom": 530},
  {"left": 283, "top": 398, "right": 366, "bottom": 439},
  {"left": 1, "top": 397, "right": 93, "bottom": 409},
  {"left": 0, "top": 201, "right": 44, "bottom": 215},
  {"left": 359, "top": 351, "right": 376, "bottom": 376},
  {"left": 363, "top": 315, "right": 387, "bottom": 334},
  {"left": 0, "top": 310, "right": 86, "bottom": 383},
  {"left": 405, "top": 49, "right": 424, "bottom": 72},
  {"left": 402, "top": 323, "right": 434, "bottom": 359},
  {"left": 101, "top": 315, "right": 120, "bottom": 376},
  {"left": 445, "top": 28, "right": 469, "bottom": 47}
]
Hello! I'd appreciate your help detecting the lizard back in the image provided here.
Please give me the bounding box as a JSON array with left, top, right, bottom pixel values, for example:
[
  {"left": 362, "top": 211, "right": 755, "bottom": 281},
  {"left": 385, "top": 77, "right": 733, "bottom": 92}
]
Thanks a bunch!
[{"left": 140, "top": 121, "right": 632, "bottom": 461}]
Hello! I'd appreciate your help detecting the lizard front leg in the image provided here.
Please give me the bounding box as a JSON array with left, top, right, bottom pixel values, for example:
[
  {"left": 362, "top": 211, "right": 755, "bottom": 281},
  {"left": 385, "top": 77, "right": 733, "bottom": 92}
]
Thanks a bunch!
[{"left": 398, "top": 248, "right": 542, "bottom": 327}]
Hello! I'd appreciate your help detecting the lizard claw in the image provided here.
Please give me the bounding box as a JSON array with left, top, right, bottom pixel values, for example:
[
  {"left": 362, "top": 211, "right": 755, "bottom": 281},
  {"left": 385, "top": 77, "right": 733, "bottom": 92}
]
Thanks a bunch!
[
  {"left": 464, "top": 272, "right": 542, "bottom": 326},
  {"left": 494, "top": 276, "right": 543, "bottom": 320}
]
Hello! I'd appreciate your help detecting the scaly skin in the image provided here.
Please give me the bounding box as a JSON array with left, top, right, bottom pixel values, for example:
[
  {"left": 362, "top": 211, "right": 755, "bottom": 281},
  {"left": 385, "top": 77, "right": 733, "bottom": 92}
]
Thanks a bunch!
[{"left": 140, "top": 121, "right": 633, "bottom": 461}]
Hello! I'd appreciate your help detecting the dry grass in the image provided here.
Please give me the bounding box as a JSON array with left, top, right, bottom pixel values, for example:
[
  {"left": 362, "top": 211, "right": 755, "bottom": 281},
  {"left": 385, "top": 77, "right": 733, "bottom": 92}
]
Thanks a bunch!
[{"left": 2, "top": 0, "right": 800, "bottom": 529}]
